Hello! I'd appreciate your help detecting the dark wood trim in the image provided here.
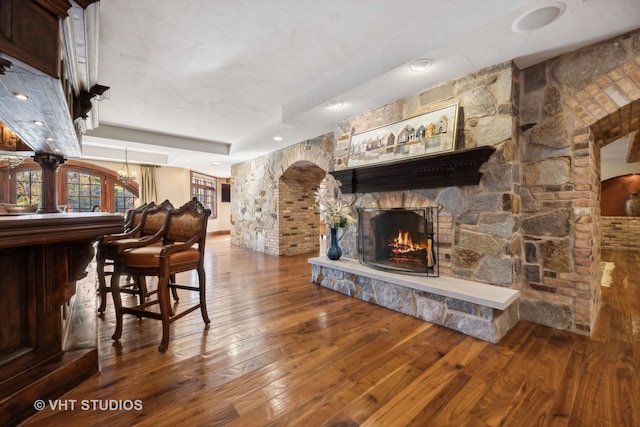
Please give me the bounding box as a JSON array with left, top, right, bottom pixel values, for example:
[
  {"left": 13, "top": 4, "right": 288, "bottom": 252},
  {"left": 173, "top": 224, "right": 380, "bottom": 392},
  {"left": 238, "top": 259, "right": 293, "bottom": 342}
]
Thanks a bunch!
[
  {"left": 34, "top": 0, "right": 73, "bottom": 18},
  {"left": 0, "top": 212, "right": 123, "bottom": 248},
  {"left": 330, "top": 146, "right": 496, "bottom": 193}
]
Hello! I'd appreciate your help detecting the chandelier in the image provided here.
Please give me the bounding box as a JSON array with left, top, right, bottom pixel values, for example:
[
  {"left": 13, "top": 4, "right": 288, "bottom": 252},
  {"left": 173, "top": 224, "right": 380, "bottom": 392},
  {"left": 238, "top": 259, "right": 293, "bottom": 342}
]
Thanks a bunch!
[
  {"left": 0, "top": 154, "right": 25, "bottom": 168},
  {"left": 117, "top": 148, "right": 137, "bottom": 185}
]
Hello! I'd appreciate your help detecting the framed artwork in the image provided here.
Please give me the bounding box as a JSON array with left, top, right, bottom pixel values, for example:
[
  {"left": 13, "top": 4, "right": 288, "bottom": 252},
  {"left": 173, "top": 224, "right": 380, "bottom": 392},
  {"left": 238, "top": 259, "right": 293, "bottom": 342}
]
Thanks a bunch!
[{"left": 347, "top": 103, "right": 459, "bottom": 168}]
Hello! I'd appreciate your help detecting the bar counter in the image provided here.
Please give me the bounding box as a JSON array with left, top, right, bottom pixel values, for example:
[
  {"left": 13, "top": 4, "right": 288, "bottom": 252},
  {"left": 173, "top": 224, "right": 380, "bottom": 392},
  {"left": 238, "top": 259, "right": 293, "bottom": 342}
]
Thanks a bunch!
[{"left": 0, "top": 212, "right": 124, "bottom": 426}]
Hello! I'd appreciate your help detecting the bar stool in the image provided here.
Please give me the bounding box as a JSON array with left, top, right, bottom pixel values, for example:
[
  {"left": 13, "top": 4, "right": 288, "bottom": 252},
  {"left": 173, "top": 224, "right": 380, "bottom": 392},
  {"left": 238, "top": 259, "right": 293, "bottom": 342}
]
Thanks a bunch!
[
  {"left": 96, "top": 200, "right": 174, "bottom": 312},
  {"left": 110, "top": 197, "right": 211, "bottom": 352}
]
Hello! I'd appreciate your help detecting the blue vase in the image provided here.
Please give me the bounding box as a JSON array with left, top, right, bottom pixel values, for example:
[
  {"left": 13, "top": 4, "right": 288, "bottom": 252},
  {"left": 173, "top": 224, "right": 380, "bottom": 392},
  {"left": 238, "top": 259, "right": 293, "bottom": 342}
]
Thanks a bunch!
[{"left": 326, "top": 227, "right": 342, "bottom": 260}]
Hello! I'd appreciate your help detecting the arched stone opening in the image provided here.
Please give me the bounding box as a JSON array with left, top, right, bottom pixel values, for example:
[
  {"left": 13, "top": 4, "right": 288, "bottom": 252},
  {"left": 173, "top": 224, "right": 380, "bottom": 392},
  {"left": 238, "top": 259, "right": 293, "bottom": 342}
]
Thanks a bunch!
[
  {"left": 565, "top": 57, "right": 640, "bottom": 332},
  {"left": 230, "top": 135, "right": 334, "bottom": 255},
  {"left": 518, "top": 42, "right": 640, "bottom": 335},
  {"left": 277, "top": 161, "right": 327, "bottom": 256}
]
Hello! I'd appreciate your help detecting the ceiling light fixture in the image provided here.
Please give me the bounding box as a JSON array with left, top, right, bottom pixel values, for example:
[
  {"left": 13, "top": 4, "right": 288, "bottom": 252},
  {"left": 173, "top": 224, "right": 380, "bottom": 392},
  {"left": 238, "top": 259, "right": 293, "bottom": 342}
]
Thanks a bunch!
[
  {"left": 273, "top": 136, "right": 283, "bottom": 141},
  {"left": 117, "top": 147, "right": 137, "bottom": 185},
  {"left": 33, "top": 120, "right": 44, "bottom": 126},
  {"left": 409, "top": 59, "right": 432, "bottom": 72},
  {"left": 327, "top": 100, "right": 343, "bottom": 109},
  {"left": 13, "top": 93, "right": 28, "bottom": 100},
  {"left": 512, "top": 2, "right": 566, "bottom": 33}
]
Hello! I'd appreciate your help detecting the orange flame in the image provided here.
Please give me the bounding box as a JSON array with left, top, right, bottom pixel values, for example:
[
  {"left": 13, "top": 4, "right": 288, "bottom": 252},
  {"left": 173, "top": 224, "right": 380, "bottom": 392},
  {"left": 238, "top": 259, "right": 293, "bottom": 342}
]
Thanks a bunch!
[{"left": 397, "top": 230, "right": 412, "bottom": 247}]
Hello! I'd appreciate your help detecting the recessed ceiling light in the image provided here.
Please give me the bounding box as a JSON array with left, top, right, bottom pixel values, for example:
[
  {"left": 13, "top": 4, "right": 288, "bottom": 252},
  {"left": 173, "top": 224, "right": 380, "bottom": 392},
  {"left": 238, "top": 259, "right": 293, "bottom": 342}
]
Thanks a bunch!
[
  {"left": 46, "top": 136, "right": 54, "bottom": 141},
  {"left": 512, "top": 2, "right": 566, "bottom": 33},
  {"left": 273, "top": 136, "right": 283, "bottom": 141},
  {"left": 409, "top": 59, "right": 432, "bottom": 72},
  {"left": 13, "top": 93, "right": 28, "bottom": 100},
  {"left": 327, "top": 100, "right": 343, "bottom": 109},
  {"left": 33, "top": 120, "right": 44, "bottom": 126}
]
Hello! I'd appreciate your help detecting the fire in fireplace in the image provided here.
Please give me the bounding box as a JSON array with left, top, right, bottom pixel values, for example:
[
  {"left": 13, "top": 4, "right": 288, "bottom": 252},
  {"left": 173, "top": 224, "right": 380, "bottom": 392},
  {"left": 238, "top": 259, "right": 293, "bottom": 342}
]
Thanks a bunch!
[{"left": 357, "top": 207, "right": 439, "bottom": 276}]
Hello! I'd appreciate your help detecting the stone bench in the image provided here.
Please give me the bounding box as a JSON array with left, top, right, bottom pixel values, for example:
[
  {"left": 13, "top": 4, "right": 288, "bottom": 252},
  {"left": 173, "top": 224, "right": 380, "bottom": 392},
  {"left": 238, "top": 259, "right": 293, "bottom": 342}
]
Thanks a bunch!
[{"left": 308, "top": 256, "right": 519, "bottom": 343}]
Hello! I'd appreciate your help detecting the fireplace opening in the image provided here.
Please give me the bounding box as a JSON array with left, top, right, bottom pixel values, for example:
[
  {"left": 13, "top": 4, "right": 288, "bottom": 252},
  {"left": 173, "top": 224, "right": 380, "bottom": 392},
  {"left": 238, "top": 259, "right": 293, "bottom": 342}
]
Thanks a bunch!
[{"left": 357, "top": 207, "right": 440, "bottom": 276}]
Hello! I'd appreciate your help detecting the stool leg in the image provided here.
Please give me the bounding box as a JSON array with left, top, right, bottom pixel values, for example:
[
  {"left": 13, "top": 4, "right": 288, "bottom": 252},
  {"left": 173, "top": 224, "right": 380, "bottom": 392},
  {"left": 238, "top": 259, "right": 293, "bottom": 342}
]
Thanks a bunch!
[
  {"left": 198, "top": 265, "right": 210, "bottom": 325},
  {"left": 157, "top": 274, "right": 172, "bottom": 352},
  {"left": 96, "top": 248, "right": 108, "bottom": 313},
  {"left": 136, "top": 275, "right": 148, "bottom": 306},
  {"left": 170, "top": 273, "right": 180, "bottom": 301},
  {"left": 111, "top": 270, "right": 124, "bottom": 341}
]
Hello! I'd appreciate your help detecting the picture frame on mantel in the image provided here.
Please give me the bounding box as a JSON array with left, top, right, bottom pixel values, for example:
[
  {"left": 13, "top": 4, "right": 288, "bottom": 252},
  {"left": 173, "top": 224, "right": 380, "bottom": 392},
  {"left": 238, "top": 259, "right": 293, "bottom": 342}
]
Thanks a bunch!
[{"left": 347, "top": 103, "right": 459, "bottom": 168}]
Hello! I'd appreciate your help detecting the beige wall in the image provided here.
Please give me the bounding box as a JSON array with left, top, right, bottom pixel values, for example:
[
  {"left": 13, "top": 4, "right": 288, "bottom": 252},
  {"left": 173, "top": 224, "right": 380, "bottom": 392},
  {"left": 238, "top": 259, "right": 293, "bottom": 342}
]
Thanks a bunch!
[{"left": 82, "top": 159, "right": 230, "bottom": 233}]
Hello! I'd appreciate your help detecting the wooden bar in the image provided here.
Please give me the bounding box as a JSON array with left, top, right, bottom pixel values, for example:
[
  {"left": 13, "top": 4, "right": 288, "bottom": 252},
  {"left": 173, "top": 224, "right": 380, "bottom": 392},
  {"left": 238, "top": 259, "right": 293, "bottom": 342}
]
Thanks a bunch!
[{"left": 0, "top": 212, "right": 123, "bottom": 426}]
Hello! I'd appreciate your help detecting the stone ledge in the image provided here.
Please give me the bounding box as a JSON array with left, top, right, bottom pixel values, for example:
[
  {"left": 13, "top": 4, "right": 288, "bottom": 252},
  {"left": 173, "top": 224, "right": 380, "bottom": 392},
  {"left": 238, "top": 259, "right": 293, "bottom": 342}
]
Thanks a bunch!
[
  {"left": 308, "top": 256, "right": 519, "bottom": 310},
  {"left": 308, "top": 256, "right": 520, "bottom": 343}
]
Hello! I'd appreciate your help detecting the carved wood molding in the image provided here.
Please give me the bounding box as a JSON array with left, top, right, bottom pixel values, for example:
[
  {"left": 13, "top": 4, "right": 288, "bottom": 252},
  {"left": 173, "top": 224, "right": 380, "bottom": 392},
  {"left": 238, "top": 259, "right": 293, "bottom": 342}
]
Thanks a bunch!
[
  {"left": 329, "top": 146, "right": 496, "bottom": 194},
  {"left": 34, "top": 0, "right": 73, "bottom": 18}
]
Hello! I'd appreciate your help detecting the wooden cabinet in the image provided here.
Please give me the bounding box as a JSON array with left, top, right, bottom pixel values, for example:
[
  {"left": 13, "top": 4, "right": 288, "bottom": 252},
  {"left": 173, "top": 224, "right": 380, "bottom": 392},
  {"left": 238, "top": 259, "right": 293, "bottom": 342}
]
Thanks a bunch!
[
  {"left": 0, "top": 0, "right": 64, "bottom": 78},
  {"left": 0, "top": 0, "right": 102, "bottom": 158},
  {"left": 0, "top": 212, "right": 123, "bottom": 425}
]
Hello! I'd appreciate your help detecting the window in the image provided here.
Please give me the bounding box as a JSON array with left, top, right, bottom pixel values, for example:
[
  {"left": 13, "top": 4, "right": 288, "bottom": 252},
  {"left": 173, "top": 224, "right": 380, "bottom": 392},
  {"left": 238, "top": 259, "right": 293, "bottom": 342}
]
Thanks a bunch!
[
  {"left": 114, "top": 184, "right": 136, "bottom": 215},
  {"left": 191, "top": 173, "right": 216, "bottom": 218},
  {"left": 67, "top": 171, "right": 101, "bottom": 212},
  {"left": 1, "top": 160, "right": 138, "bottom": 213},
  {"left": 15, "top": 170, "right": 42, "bottom": 205}
]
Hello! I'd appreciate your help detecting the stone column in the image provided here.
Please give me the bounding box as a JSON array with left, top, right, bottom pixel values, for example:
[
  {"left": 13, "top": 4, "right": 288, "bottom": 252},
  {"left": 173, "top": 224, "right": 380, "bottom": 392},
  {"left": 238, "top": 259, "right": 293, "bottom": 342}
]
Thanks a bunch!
[{"left": 33, "top": 152, "right": 66, "bottom": 214}]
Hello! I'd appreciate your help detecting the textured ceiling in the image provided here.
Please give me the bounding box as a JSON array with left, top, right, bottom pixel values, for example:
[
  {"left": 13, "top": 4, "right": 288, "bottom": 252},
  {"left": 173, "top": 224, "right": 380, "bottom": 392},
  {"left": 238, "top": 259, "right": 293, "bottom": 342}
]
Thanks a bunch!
[{"left": 81, "top": 0, "right": 640, "bottom": 177}]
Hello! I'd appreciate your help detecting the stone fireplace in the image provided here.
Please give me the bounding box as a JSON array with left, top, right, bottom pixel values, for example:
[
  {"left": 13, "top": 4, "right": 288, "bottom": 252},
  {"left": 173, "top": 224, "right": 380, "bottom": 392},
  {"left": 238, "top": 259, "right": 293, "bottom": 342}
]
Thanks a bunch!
[
  {"left": 358, "top": 206, "right": 439, "bottom": 276},
  {"left": 232, "top": 30, "right": 640, "bottom": 341}
]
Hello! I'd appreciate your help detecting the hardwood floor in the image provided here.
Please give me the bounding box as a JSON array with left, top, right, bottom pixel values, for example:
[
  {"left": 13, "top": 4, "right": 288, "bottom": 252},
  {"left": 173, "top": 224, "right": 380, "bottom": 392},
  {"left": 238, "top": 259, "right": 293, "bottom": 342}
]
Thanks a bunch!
[{"left": 22, "top": 238, "right": 639, "bottom": 426}]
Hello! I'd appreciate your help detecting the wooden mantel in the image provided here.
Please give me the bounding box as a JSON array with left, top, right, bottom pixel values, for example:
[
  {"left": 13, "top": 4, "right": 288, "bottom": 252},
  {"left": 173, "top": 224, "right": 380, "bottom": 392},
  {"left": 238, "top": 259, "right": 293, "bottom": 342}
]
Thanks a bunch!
[
  {"left": 330, "top": 146, "right": 496, "bottom": 193},
  {"left": 0, "top": 212, "right": 123, "bottom": 426}
]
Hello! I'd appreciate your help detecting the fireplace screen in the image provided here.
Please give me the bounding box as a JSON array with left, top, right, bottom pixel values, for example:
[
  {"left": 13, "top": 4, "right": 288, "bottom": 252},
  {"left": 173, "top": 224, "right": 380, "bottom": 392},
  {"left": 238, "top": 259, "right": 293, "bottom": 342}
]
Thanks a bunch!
[{"left": 358, "top": 207, "right": 439, "bottom": 276}]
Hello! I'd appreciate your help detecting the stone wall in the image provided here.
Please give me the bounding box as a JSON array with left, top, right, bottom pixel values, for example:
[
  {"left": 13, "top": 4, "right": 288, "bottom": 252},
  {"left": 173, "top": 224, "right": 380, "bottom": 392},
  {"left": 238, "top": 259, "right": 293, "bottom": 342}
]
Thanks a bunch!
[
  {"left": 517, "top": 31, "right": 640, "bottom": 333},
  {"left": 333, "top": 61, "right": 520, "bottom": 289},
  {"left": 230, "top": 29, "right": 640, "bottom": 336},
  {"left": 601, "top": 216, "right": 640, "bottom": 251},
  {"left": 231, "top": 135, "right": 333, "bottom": 255}
]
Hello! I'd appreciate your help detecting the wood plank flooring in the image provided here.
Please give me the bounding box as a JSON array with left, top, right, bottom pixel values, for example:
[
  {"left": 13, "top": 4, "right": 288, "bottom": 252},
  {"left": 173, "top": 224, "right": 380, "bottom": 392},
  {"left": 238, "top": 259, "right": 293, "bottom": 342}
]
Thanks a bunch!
[{"left": 22, "top": 238, "right": 640, "bottom": 426}]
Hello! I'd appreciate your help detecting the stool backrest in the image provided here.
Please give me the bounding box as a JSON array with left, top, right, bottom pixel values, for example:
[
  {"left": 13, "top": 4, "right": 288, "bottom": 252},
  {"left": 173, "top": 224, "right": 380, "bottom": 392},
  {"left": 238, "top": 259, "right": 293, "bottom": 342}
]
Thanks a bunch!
[
  {"left": 164, "top": 197, "right": 211, "bottom": 248},
  {"left": 124, "top": 202, "right": 153, "bottom": 232},
  {"left": 140, "top": 199, "right": 174, "bottom": 237}
]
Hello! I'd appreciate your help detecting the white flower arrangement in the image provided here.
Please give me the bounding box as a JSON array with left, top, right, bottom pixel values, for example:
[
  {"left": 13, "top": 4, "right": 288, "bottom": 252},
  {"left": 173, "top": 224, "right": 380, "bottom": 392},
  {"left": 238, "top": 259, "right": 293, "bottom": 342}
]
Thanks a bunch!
[{"left": 315, "top": 188, "right": 355, "bottom": 229}]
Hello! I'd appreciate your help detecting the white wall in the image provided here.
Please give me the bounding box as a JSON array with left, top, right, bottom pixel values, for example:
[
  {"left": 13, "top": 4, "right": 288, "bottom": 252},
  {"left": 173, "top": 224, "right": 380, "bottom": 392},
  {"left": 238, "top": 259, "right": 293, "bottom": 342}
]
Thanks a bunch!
[
  {"left": 81, "top": 159, "right": 230, "bottom": 233},
  {"left": 600, "top": 136, "right": 640, "bottom": 180}
]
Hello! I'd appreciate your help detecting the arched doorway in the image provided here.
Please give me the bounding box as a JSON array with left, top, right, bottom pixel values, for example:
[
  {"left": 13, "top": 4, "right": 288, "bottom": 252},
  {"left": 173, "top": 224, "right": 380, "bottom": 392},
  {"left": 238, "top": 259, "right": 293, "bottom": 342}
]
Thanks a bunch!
[
  {"left": 567, "top": 77, "right": 640, "bottom": 332},
  {"left": 277, "top": 161, "right": 327, "bottom": 256}
]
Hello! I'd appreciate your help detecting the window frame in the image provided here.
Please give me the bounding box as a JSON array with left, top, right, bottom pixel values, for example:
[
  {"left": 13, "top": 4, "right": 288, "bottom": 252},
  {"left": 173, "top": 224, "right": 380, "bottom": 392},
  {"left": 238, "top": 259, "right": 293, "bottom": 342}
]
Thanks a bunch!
[
  {"left": 190, "top": 171, "right": 217, "bottom": 219},
  {"left": 1, "top": 159, "right": 138, "bottom": 213}
]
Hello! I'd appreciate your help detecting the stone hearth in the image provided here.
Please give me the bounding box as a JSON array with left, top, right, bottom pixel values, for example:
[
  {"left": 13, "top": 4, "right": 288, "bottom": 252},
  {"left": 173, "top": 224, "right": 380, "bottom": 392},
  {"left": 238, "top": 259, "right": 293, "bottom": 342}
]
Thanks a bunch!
[{"left": 309, "top": 256, "right": 519, "bottom": 343}]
